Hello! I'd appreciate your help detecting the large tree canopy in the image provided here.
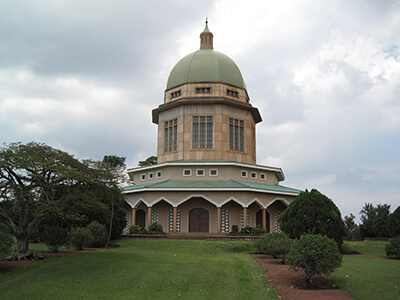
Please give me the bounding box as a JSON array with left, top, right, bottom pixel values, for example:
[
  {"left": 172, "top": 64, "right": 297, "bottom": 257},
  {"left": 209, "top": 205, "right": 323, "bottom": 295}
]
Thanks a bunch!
[
  {"left": 278, "top": 189, "right": 346, "bottom": 246},
  {"left": 0, "top": 142, "right": 126, "bottom": 260}
]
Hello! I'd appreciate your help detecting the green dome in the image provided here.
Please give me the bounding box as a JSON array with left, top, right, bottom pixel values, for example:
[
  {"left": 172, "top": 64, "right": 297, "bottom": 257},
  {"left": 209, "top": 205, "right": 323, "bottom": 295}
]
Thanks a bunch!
[{"left": 166, "top": 50, "right": 246, "bottom": 90}]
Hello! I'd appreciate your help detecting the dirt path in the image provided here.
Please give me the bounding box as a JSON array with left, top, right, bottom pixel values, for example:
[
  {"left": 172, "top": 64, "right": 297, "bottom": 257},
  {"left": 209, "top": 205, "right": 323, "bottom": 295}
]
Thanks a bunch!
[{"left": 252, "top": 254, "right": 353, "bottom": 299}]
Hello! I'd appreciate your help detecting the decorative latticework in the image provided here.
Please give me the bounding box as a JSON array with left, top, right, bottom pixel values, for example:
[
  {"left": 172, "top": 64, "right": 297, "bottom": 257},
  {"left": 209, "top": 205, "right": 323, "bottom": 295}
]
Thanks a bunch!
[
  {"left": 275, "top": 211, "right": 282, "bottom": 233},
  {"left": 151, "top": 208, "right": 159, "bottom": 223},
  {"left": 123, "top": 213, "right": 131, "bottom": 233},
  {"left": 218, "top": 208, "right": 230, "bottom": 233},
  {"left": 168, "top": 208, "right": 181, "bottom": 232},
  {"left": 240, "top": 209, "right": 250, "bottom": 228}
]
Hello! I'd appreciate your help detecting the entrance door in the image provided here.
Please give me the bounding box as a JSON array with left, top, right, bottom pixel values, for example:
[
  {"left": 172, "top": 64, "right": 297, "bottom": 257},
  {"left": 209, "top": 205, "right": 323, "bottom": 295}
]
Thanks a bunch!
[
  {"left": 256, "top": 210, "right": 270, "bottom": 233},
  {"left": 189, "top": 208, "right": 209, "bottom": 232},
  {"left": 136, "top": 209, "right": 146, "bottom": 228}
]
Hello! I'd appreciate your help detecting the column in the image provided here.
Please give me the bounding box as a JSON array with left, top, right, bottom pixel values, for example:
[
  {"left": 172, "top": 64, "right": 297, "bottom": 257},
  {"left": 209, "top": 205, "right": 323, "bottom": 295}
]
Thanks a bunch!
[
  {"left": 173, "top": 206, "right": 177, "bottom": 233},
  {"left": 243, "top": 207, "right": 247, "bottom": 228},
  {"left": 262, "top": 208, "right": 267, "bottom": 232},
  {"left": 147, "top": 207, "right": 152, "bottom": 227},
  {"left": 131, "top": 208, "right": 136, "bottom": 226},
  {"left": 217, "top": 207, "right": 221, "bottom": 233}
]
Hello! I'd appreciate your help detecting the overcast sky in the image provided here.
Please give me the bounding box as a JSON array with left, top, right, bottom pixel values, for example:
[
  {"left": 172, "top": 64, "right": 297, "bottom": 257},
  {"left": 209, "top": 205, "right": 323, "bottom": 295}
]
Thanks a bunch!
[{"left": 1, "top": 0, "right": 399, "bottom": 222}]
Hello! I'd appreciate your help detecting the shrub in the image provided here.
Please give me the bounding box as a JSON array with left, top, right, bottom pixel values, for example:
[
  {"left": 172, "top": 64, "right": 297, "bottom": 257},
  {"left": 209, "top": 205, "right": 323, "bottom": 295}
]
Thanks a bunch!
[
  {"left": 386, "top": 237, "right": 400, "bottom": 258},
  {"left": 254, "top": 232, "right": 292, "bottom": 264},
  {"left": 86, "top": 221, "right": 108, "bottom": 248},
  {"left": 239, "top": 226, "right": 266, "bottom": 234},
  {"left": 69, "top": 227, "right": 93, "bottom": 250},
  {"left": 0, "top": 231, "right": 13, "bottom": 258},
  {"left": 129, "top": 225, "right": 146, "bottom": 234},
  {"left": 286, "top": 234, "right": 342, "bottom": 287},
  {"left": 231, "top": 225, "right": 239, "bottom": 233},
  {"left": 39, "top": 225, "right": 68, "bottom": 253},
  {"left": 148, "top": 221, "right": 163, "bottom": 233}
]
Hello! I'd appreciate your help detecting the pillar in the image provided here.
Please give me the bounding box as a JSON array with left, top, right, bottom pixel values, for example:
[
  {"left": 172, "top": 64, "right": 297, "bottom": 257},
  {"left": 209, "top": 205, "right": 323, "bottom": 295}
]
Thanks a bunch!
[
  {"left": 217, "top": 207, "right": 221, "bottom": 233},
  {"left": 147, "top": 206, "right": 152, "bottom": 227},
  {"left": 243, "top": 207, "right": 247, "bottom": 228},
  {"left": 173, "top": 206, "right": 177, "bottom": 233},
  {"left": 262, "top": 208, "right": 267, "bottom": 232},
  {"left": 131, "top": 208, "right": 136, "bottom": 226}
]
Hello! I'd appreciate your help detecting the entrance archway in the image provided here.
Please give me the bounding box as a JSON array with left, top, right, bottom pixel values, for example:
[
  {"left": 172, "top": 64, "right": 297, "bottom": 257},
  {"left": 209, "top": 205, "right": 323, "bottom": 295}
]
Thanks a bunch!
[
  {"left": 189, "top": 208, "right": 209, "bottom": 232},
  {"left": 256, "top": 209, "right": 270, "bottom": 233},
  {"left": 136, "top": 209, "right": 146, "bottom": 228}
]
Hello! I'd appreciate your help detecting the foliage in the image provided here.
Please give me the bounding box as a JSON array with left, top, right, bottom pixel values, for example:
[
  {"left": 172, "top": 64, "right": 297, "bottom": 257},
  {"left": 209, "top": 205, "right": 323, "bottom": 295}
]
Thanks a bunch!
[
  {"left": 86, "top": 221, "right": 108, "bottom": 248},
  {"left": 129, "top": 225, "right": 147, "bottom": 234},
  {"left": 148, "top": 221, "right": 163, "bottom": 233},
  {"left": 0, "top": 231, "right": 13, "bottom": 257},
  {"left": 278, "top": 189, "right": 345, "bottom": 246},
  {"left": 39, "top": 225, "right": 69, "bottom": 253},
  {"left": 254, "top": 232, "right": 292, "bottom": 264},
  {"left": 287, "top": 234, "right": 342, "bottom": 287},
  {"left": 0, "top": 142, "right": 127, "bottom": 260},
  {"left": 239, "top": 226, "right": 266, "bottom": 234},
  {"left": 231, "top": 225, "right": 239, "bottom": 233},
  {"left": 343, "top": 213, "right": 362, "bottom": 241},
  {"left": 386, "top": 237, "right": 400, "bottom": 259},
  {"left": 69, "top": 227, "right": 93, "bottom": 250},
  {"left": 359, "top": 203, "right": 391, "bottom": 238},
  {"left": 138, "top": 155, "right": 157, "bottom": 167},
  {"left": 102, "top": 155, "right": 126, "bottom": 168},
  {"left": 387, "top": 206, "right": 400, "bottom": 237}
]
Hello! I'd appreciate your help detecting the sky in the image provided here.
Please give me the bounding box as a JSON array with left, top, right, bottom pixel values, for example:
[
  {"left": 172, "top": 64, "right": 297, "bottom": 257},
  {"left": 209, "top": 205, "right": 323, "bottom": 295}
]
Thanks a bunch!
[{"left": 1, "top": 0, "right": 399, "bottom": 222}]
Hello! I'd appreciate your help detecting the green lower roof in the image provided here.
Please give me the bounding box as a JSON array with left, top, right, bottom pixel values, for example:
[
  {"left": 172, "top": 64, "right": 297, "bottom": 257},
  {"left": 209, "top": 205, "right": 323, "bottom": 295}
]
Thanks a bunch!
[{"left": 121, "top": 180, "right": 301, "bottom": 194}]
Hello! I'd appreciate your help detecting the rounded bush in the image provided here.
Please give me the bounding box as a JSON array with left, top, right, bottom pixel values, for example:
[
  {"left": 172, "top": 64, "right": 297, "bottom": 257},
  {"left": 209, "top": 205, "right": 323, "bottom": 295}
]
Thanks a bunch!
[
  {"left": 69, "top": 227, "right": 93, "bottom": 250},
  {"left": 86, "top": 221, "right": 108, "bottom": 248},
  {"left": 0, "top": 231, "right": 13, "bottom": 258},
  {"left": 287, "top": 234, "right": 342, "bottom": 287},
  {"left": 39, "top": 225, "right": 68, "bottom": 253},
  {"left": 386, "top": 237, "right": 400, "bottom": 258},
  {"left": 255, "top": 232, "right": 292, "bottom": 263},
  {"left": 148, "top": 221, "right": 163, "bottom": 233}
]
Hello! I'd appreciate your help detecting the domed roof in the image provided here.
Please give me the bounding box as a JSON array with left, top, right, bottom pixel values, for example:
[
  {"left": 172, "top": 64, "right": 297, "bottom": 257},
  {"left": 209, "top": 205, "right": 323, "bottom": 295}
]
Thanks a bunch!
[{"left": 166, "top": 50, "right": 246, "bottom": 90}]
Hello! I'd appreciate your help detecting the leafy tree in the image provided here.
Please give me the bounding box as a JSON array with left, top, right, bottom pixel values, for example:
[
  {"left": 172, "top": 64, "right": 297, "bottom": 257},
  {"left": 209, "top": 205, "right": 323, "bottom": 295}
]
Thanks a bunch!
[
  {"left": 287, "top": 234, "right": 342, "bottom": 287},
  {"left": 138, "top": 156, "right": 157, "bottom": 167},
  {"left": 39, "top": 225, "right": 68, "bottom": 253},
  {"left": 0, "top": 142, "right": 125, "bottom": 260},
  {"left": 69, "top": 227, "right": 93, "bottom": 250},
  {"left": 343, "top": 214, "right": 361, "bottom": 241},
  {"left": 103, "top": 155, "right": 126, "bottom": 168},
  {"left": 278, "top": 189, "right": 345, "bottom": 246},
  {"left": 86, "top": 221, "right": 108, "bottom": 248},
  {"left": 359, "top": 203, "right": 391, "bottom": 238},
  {"left": 387, "top": 206, "right": 400, "bottom": 237}
]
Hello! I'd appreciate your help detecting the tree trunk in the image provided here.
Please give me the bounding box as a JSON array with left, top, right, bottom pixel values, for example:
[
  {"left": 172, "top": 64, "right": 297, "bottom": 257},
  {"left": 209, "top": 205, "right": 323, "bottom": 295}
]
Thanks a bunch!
[{"left": 5, "top": 235, "right": 46, "bottom": 261}]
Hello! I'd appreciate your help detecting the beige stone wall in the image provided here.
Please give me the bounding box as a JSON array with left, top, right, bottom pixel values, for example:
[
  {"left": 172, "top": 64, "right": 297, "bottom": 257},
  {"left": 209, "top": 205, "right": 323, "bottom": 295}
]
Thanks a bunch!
[
  {"left": 165, "top": 82, "right": 249, "bottom": 104},
  {"left": 157, "top": 103, "right": 256, "bottom": 164}
]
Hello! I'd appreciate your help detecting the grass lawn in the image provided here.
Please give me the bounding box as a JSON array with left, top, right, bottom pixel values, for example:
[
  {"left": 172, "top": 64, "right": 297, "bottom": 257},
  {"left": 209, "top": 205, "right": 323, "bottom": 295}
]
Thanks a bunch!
[
  {"left": 329, "top": 241, "right": 400, "bottom": 300},
  {"left": 0, "top": 239, "right": 278, "bottom": 299}
]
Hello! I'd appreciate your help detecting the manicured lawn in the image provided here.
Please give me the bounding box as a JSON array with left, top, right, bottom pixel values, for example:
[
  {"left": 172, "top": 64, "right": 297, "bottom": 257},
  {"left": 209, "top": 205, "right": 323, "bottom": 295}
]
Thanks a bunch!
[
  {"left": 0, "top": 239, "right": 278, "bottom": 299},
  {"left": 329, "top": 241, "right": 399, "bottom": 300}
]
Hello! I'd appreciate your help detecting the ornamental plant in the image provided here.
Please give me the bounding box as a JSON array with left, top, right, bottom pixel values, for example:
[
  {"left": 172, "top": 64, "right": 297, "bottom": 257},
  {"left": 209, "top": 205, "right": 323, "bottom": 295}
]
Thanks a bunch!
[
  {"left": 254, "top": 232, "right": 292, "bottom": 264},
  {"left": 86, "top": 221, "right": 108, "bottom": 248},
  {"left": 386, "top": 237, "right": 400, "bottom": 259},
  {"left": 69, "top": 227, "right": 93, "bottom": 250},
  {"left": 286, "top": 234, "right": 342, "bottom": 287},
  {"left": 39, "top": 225, "right": 68, "bottom": 253},
  {"left": 148, "top": 221, "right": 163, "bottom": 233}
]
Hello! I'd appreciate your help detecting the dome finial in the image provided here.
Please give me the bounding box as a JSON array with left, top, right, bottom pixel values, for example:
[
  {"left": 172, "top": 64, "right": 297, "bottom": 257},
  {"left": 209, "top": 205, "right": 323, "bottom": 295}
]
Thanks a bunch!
[{"left": 200, "top": 19, "right": 213, "bottom": 50}]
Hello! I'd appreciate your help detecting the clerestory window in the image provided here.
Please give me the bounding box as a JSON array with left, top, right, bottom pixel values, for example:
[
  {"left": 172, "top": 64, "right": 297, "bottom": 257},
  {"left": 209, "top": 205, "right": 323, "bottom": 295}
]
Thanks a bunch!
[
  {"left": 229, "top": 118, "right": 244, "bottom": 152},
  {"left": 193, "top": 116, "right": 213, "bottom": 149},
  {"left": 164, "top": 119, "right": 178, "bottom": 152}
]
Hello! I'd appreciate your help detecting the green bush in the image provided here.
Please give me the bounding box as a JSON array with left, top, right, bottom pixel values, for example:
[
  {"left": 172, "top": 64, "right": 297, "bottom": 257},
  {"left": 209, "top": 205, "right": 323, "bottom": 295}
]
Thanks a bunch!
[
  {"left": 239, "top": 226, "right": 266, "bottom": 234},
  {"left": 69, "top": 227, "right": 93, "bottom": 250},
  {"left": 254, "top": 232, "right": 292, "bottom": 264},
  {"left": 231, "top": 225, "right": 239, "bottom": 233},
  {"left": 386, "top": 237, "right": 400, "bottom": 258},
  {"left": 39, "top": 225, "right": 68, "bottom": 253},
  {"left": 86, "top": 221, "right": 108, "bottom": 247},
  {"left": 129, "top": 225, "right": 146, "bottom": 234},
  {"left": 148, "top": 221, "right": 163, "bottom": 233},
  {"left": 287, "top": 234, "right": 342, "bottom": 287},
  {"left": 0, "top": 231, "right": 13, "bottom": 258}
]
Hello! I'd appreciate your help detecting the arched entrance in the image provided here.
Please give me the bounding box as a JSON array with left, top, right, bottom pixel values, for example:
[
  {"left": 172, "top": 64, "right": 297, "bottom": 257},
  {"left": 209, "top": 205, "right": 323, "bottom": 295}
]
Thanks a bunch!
[
  {"left": 189, "top": 208, "right": 209, "bottom": 233},
  {"left": 136, "top": 209, "right": 146, "bottom": 228}
]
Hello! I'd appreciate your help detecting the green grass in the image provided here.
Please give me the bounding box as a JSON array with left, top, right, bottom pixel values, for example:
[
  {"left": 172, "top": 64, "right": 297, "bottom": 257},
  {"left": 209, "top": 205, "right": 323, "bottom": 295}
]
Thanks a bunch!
[
  {"left": 330, "top": 255, "right": 400, "bottom": 299},
  {"left": 343, "top": 240, "right": 388, "bottom": 255},
  {"left": 329, "top": 240, "right": 399, "bottom": 299},
  {"left": 0, "top": 239, "right": 278, "bottom": 299}
]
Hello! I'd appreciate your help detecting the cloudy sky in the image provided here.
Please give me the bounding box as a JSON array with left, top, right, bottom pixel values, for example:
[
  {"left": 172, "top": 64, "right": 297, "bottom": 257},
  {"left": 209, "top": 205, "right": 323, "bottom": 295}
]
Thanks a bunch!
[{"left": 1, "top": 0, "right": 399, "bottom": 221}]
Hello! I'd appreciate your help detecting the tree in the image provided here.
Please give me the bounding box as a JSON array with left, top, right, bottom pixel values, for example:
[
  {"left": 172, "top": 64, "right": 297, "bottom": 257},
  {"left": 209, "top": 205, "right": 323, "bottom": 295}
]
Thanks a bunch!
[
  {"left": 387, "top": 206, "right": 400, "bottom": 237},
  {"left": 359, "top": 203, "right": 391, "bottom": 238},
  {"left": 0, "top": 142, "right": 125, "bottom": 260},
  {"left": 278, "top": 189, "right": 345, "bottom": 246},
  {"left": 138, "top": 156, "right": 157, "bottom": 167},
  {"left": 287, "top": 234, "right": 342, "bottom": 287},
  {"left": 254, "top": 232, "right": 292, "bottom": 264},
  {"left": 343, "top": 213, "right": 361, "bottom": 241}
]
